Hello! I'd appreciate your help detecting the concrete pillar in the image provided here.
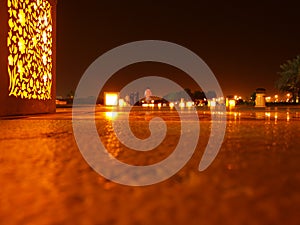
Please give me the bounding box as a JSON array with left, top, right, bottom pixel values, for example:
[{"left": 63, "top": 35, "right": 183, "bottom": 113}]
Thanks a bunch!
[{"left": 0, "top": 0, "right": 57, "bottom": 116}]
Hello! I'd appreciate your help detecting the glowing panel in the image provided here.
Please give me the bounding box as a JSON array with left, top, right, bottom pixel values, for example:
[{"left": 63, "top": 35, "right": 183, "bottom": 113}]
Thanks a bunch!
[
  {"left": 7, "top": 0, "right": 53, "bottom": 100},
  {"left": 228, "top": 99, "right": 236, "bottom": 107},
  {"left": 105, "top": 93, "right": 119, "bottom": 106}
]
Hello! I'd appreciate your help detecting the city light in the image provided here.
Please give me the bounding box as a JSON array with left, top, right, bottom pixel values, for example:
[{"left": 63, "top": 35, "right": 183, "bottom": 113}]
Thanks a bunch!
[
  {"left": 228, "top": 99, "right": 236, "bottom": 107},
  {"left": 286, "top": 93, "right": 291, "bottom": 102},
  {"left": 265, "top": 97, "right": 271, "bottom": 102},
  {"left": 179, "top": 102, "right": 185, "bottom": 108},
  {"left": 105, "top": 92, "right": 119, "bottom": 106},
  {"left": 186, "top": 101, "right": 194, "bottom": 108}
]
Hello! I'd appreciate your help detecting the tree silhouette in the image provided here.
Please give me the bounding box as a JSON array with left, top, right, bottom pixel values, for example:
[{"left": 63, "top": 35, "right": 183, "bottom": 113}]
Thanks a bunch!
[{"left": 276, "top": 55, "right": 300, "bottom": 102}]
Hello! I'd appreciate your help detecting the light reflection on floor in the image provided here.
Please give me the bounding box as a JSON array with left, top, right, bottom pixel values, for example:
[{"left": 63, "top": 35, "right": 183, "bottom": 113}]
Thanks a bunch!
[{"left": 0, "top": 106, "right": 299, "bottom": 225}]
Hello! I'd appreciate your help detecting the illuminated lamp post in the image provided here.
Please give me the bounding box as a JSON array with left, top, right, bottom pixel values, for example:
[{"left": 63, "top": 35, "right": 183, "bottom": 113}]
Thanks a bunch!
[
  {"left": 0, "top": 0, "right": 57, "bottom": 116},
  {"left": 286, "top": 93, "right": 291, "bottom": 102},
  {"left": 274, "top": 95, "right": 278, "bottom": 103}
]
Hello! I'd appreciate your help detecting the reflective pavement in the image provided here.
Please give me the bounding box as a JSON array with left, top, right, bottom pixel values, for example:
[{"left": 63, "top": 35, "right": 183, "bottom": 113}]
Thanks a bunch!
[{"left": 0, "top": 106, "right": 299, "bottom": 225}]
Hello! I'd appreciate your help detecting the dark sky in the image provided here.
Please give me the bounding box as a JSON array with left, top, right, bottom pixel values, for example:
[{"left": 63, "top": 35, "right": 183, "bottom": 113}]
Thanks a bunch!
[{"left": 56, "top": 0, "right": 300, "bottom": 98}]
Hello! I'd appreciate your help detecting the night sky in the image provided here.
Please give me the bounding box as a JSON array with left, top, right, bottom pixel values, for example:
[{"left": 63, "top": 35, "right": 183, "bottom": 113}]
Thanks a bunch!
[{"left": 56, "top": 0, "right": 300, "bottom": 98}]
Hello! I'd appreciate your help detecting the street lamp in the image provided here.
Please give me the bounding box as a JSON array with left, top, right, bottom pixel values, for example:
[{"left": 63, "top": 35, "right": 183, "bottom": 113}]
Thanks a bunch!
[{"left": 287, "top": 93, "right": 291, "bottom": 102}]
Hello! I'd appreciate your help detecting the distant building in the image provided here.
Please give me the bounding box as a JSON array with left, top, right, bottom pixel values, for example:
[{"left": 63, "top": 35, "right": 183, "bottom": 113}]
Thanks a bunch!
[
  {"left": 130, "top": 92, "right": 134, "bottom": 105},
  {"left": 134, "top": 92, "right": 139, "bottom": 105}
]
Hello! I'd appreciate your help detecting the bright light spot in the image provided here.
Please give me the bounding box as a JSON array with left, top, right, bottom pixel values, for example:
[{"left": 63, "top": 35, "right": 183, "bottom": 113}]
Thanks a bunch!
[
  {"left": 42, "top": 54, "right": 47, "bottom": 65},
  {"left": 43, "top": 74, "right": 47, "bottom": 83},
  {"left": 186, "top": 101, "right": 193, "bottom": 108},
  {"left": 228, "top": 99, "right": 236, "bottom": 107},
  {"left": 179, "top": 102, "right": 185, "bottom": 108},
  {"left": 169, "top": 102, "right": 174, "bottom": 108},
  {"left": 105, "top": 112, "right": 118, "bottom": 120},
  {"left": 18, "top": 9, "right": 26, "bottom": 26},
  {"left": 210, "top": 100, "right": 216, "bottom": 107},
  {"left": 43, "top": 31, "right": 47, "bottom": 43},
  {"left": 265, "top": 97, "right": 271, "bottom": 102},
  {"left": 18, "top": 37, "right": 26, "bottom": 54},
  {"left": 105, "top": 93, "right": 118, "bottom": 106}
]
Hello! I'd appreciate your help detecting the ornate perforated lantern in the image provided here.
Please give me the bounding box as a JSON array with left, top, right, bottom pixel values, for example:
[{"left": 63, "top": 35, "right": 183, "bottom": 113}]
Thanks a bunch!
[{"left": 0, "top": 0, "right": 57, "bottom": 116}]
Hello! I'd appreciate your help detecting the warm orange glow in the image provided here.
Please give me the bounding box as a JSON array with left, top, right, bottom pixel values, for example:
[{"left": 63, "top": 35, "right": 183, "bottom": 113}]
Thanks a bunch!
[
  {"left": 265, "top": 97, "right": 271, "bottom": 102},
  {"left": 228, "top": 99, "right": 236, "bottom": 107},
  {"left": 265, "top": 112, "right": 271, "bottom": 117},
  {"left": 105, "top": 93, "right": 119, "bottom": 106},
  {"left": 7, "top": 0, "right": 53, "bottom": 100},
  {"left": 105, "top": 112, "right": 118, "bottom": 120}
]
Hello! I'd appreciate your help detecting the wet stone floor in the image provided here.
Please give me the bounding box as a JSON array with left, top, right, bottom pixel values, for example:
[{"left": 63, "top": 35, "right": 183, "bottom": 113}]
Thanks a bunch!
[{"left": 0, "top": 106, "right": 300, "bottom": 225}]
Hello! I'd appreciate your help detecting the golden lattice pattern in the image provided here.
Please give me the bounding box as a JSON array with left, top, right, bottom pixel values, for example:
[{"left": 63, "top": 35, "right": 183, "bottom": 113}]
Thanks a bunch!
[{"left": 7, "top": 0, "right": 53, "bottom": 100}]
